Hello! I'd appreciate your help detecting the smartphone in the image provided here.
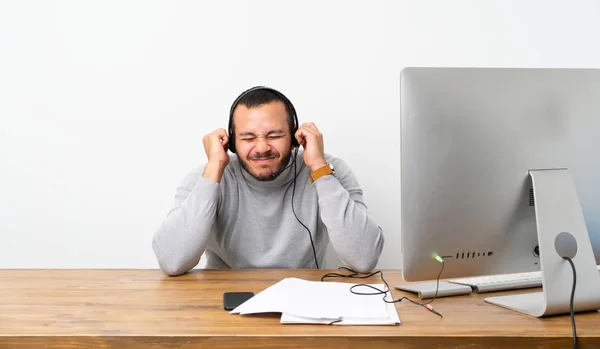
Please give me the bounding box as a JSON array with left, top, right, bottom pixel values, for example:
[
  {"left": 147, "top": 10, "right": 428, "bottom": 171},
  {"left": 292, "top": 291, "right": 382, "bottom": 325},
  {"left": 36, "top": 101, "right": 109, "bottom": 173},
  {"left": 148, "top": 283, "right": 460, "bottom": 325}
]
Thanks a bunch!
[{"left": 223, "top": 291, "right": 254, "bottom": 310}]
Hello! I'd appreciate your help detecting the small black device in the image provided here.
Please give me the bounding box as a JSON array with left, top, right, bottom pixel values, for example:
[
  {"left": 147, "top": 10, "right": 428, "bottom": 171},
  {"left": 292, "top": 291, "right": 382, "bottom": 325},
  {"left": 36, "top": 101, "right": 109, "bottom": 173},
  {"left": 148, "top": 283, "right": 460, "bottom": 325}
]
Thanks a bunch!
[{"left": 223, "top": 291, "right": 254, "bottom": 310}]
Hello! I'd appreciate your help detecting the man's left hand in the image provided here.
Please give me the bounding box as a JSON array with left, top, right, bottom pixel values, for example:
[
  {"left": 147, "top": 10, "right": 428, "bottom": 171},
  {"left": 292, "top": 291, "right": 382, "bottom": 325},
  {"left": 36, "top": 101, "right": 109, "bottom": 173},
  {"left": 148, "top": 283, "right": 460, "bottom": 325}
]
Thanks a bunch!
[{"left": 295, "top": 122, "right": 327, "bottom": 172}]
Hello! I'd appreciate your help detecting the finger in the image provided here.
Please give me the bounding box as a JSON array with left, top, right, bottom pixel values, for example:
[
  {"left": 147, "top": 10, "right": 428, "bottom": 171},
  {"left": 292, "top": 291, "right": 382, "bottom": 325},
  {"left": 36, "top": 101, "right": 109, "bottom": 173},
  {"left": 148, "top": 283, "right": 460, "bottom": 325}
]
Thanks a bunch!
[
  {"left": 301, "top": 122, "right": 319, "bottom": 132},
  {"left": 296, "top": 127, "right": 317, "bottom": 138},
  {"left": 215, "top": 128, "right": 228, "bottom": 138},
  {"left": 294, "top": 129, "right": 307, "bottom": 147},
  {"left": 301, "top": 123, "right": 322, "bottom": 137},
  {"left": 210, "top": 128, "right": 227, "bottom": 143},
  {"left": 219, "top": 134, "right": 229, "bottom": 146},
  {"left": 298, "top": 125, "right": 318, "bottom": 138},
  {"left": 297, "top": 128, "right": 323, "bottom": 146}
]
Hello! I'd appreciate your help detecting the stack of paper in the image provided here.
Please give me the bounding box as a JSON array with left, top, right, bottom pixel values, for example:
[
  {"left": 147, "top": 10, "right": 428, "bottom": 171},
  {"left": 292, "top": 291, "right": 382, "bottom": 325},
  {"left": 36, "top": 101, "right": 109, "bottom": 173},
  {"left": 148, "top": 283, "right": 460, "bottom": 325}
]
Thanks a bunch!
[{"left": 230, "top": 277, "right": 400, "bottom": 325}]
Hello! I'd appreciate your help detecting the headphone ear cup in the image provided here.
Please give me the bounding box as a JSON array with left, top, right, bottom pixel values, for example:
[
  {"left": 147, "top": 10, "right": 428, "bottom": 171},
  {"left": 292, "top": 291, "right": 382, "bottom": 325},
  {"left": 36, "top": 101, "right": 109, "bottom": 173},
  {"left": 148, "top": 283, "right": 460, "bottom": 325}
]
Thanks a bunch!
[{"left": 229, "top": 132, "right": 236, "bottom": 153}]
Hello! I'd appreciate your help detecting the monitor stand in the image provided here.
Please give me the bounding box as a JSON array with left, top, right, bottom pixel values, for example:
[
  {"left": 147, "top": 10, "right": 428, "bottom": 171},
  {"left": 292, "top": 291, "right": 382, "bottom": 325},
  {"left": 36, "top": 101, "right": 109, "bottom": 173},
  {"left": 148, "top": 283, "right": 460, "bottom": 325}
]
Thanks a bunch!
[{"left": 485, "top": 169, "right": 600, "bottom": 317}]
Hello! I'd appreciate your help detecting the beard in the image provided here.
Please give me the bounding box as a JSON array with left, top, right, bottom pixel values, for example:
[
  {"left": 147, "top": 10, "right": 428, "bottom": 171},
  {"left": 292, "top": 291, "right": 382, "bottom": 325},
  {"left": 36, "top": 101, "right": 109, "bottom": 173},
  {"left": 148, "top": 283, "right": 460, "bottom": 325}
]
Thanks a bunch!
[{"left": 239, "top": 150, "right": 293, "bottom": 181}]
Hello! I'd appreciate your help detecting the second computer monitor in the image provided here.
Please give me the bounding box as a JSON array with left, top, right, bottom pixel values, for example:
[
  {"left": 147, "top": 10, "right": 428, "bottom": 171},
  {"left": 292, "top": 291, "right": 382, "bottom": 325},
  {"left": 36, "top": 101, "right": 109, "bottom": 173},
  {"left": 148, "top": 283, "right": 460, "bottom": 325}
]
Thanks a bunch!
[{"left": 400, "top": 67, "right": 600, "bottom": 283}]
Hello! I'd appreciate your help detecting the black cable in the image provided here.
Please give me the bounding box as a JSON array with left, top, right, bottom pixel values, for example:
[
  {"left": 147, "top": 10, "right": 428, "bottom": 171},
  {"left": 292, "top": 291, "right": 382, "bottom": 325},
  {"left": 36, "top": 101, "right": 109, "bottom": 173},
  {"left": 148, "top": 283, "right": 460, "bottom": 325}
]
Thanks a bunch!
[
  {"left": 321, "top": 261, "right": 448, "bottom": 317},
  {"left": 424, "top": 258, "right": 446, "bottom": 304},
  {"left": 564, "top": 257, "right": 578, "bottom": 349},
  {"left": 289, "top": 148, "right": 319, "bottom": 269}
]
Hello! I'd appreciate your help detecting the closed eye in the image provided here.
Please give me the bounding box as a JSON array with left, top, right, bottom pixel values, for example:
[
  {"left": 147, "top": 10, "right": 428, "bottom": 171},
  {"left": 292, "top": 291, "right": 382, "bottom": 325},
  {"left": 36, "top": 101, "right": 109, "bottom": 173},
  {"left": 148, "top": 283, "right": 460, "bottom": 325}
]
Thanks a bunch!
[{"left": 238, "top": 133, "right": 286, "bottom": 141}]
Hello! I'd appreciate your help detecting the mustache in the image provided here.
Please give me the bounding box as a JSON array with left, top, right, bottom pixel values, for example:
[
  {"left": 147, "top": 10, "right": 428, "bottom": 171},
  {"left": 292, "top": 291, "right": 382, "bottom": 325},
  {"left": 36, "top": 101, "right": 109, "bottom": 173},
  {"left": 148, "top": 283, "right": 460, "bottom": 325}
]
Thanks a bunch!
[{"left": 248, "top": 152, "right": 278, "bottom": 160}]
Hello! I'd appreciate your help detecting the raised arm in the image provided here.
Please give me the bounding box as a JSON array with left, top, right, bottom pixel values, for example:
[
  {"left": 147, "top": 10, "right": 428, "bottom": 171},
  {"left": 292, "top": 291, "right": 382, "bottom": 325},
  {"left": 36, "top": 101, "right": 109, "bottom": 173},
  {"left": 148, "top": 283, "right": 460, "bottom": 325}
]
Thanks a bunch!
[
  {"left": 152, "top": 128, "right": 230, "bottom": 276},
  {"left": 294, "top": 122, "right": 384, "bottom": 272},
  {"left": 152, "top": 168, "right": 220, "bottom": 276},
  {"left": 314, "top": 158, "right": 384, "bottom": 272}
]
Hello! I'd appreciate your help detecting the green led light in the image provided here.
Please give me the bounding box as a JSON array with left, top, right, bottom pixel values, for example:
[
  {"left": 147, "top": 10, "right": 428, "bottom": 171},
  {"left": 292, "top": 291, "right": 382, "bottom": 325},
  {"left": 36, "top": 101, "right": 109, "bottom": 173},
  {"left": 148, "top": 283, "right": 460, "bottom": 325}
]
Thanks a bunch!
[{"left": 435, "top": 255, "right": 444, "bottom": 263}]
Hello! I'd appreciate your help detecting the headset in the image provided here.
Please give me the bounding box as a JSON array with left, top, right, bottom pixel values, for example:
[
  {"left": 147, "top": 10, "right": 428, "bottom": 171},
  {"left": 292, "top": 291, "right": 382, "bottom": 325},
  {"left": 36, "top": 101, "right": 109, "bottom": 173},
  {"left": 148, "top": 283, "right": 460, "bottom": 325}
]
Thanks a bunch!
[{"left": 227, "top": 86, "right": 299, "bottom": 154}]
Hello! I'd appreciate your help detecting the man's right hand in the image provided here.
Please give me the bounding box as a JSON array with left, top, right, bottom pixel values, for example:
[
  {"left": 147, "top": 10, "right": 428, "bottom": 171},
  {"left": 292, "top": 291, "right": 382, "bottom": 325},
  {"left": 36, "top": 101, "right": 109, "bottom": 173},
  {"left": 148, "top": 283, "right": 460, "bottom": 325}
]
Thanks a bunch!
[{"left": 202, "top": 128, "right": 230, "bottom": 183}]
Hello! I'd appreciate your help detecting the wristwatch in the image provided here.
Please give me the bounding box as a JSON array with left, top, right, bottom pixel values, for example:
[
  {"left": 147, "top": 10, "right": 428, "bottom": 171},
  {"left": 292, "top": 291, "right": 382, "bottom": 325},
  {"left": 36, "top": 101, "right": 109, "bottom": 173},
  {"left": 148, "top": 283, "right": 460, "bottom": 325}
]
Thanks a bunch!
[{"left": 308, "top": 163, "right": 336, "bottom": 184}]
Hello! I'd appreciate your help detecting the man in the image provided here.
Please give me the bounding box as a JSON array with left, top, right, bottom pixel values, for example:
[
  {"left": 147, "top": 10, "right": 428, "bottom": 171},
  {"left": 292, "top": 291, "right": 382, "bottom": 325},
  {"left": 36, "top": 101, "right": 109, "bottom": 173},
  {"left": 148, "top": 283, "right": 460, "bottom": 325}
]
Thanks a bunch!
[{"left": 152, "top": 86, "right": 384, "bottom": 275}]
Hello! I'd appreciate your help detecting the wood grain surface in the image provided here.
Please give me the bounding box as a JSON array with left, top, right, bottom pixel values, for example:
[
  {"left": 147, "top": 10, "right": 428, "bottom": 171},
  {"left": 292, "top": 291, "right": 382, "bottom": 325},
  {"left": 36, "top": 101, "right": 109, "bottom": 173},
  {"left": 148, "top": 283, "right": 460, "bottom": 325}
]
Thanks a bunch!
[{"left": 1, "top": 269, "right": 598, "bottom": 348}]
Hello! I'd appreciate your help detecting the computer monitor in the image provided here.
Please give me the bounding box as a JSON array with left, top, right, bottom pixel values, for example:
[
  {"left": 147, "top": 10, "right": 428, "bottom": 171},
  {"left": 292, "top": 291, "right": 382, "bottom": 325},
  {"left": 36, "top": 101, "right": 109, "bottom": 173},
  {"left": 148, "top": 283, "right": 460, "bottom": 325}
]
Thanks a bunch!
[{"left": 399, "top": 67, "right": 600, "bottom": 317}]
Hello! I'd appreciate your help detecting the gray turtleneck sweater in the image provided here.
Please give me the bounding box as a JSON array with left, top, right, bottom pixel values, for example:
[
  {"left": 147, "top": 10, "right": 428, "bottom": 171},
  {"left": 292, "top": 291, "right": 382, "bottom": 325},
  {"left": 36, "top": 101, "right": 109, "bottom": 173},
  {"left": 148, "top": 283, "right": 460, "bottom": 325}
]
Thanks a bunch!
[{"left": 152, "top": 150, "right": 384, "bottom": 275}]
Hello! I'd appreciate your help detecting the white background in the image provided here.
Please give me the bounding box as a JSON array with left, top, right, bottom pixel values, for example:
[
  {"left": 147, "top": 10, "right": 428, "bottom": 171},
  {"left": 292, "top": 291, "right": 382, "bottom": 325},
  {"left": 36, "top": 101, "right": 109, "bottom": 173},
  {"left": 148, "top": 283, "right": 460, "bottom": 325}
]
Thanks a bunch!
[{"left": 1, "top": 0, "right": 599, "bottom": 269}]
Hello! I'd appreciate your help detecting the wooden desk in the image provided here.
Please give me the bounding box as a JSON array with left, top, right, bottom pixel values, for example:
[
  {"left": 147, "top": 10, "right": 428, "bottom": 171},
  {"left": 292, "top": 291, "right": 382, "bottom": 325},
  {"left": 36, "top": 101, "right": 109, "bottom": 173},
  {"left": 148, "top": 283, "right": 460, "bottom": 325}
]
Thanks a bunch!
[{"left": 1, "top": 269, "right": 599, "bottom": 349}]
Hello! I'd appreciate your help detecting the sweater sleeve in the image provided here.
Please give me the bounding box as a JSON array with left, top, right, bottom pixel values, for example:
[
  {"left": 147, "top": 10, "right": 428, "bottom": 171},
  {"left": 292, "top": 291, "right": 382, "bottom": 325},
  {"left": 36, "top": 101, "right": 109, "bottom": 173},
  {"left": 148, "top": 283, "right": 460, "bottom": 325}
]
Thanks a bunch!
[
  {"left": 313, "top": 157, "right": 384, "bottom": 272},
  {"left": 152, "top": 166, "right": 220, "bottom": 276}
]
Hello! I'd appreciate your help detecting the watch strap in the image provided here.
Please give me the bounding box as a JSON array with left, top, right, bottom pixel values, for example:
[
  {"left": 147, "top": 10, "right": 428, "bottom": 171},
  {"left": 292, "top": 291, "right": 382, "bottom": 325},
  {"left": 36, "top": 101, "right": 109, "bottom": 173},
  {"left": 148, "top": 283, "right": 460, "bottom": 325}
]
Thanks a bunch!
[{"left": 308, "top": 163, "right": 333, "bottom": 184}]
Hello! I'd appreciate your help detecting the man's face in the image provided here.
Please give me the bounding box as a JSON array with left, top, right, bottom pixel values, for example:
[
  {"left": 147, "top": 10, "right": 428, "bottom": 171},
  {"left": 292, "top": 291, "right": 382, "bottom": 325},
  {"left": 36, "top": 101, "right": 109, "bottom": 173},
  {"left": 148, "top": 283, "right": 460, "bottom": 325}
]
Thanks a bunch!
[{"left": 232, "top": 101, "right": 293, "bottom": 181}]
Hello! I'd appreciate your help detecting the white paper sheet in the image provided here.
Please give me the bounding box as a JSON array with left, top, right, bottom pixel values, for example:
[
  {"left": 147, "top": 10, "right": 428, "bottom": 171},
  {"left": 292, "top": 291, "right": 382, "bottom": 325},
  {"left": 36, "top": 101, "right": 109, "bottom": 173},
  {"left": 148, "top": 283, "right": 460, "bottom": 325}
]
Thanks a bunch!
[{"left": 230, "top": 277, "right": 400, "bottom": 325}]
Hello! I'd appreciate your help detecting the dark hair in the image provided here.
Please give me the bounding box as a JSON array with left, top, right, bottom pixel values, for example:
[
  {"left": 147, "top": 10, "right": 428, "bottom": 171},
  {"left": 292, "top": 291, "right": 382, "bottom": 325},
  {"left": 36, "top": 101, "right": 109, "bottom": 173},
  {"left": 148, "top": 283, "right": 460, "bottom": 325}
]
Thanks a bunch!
[{"left": 230, "top": 88, "right": 296, "bottom": 132}]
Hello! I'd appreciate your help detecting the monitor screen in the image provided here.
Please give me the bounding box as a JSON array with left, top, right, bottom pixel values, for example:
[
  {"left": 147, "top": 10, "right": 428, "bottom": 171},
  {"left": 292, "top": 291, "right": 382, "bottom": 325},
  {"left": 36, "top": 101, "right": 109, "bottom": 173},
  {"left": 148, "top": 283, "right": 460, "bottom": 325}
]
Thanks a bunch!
[{"left": 400, "top": 67, "right": 600, "bottom": 283}]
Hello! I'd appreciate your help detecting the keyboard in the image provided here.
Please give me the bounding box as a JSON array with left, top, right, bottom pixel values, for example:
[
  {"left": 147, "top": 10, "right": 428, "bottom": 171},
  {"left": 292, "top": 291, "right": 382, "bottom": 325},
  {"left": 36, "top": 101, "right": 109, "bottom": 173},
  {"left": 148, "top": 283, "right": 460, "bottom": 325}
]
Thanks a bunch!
[{"left": 448, "top": 265, "right": 600, "bottom": 293}]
